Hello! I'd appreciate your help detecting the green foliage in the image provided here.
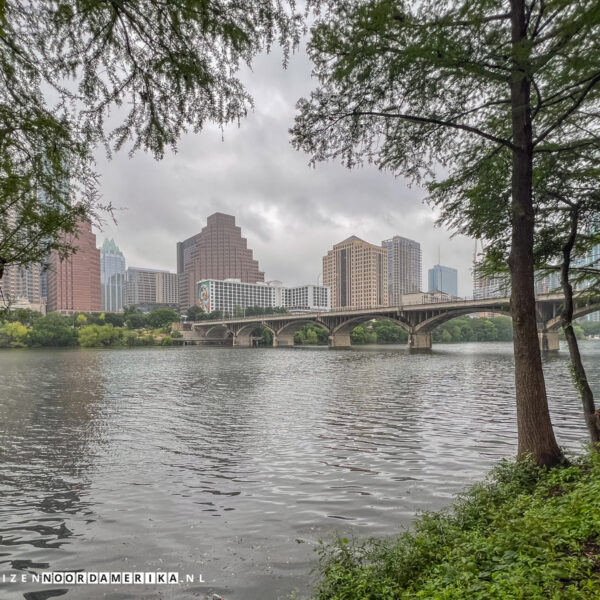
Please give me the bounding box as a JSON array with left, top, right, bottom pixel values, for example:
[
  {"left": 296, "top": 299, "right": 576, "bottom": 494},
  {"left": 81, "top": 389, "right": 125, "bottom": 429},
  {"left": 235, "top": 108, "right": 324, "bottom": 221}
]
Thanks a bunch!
[
  {"left": 350, "top": 325, "right": 377, "bottom": 345},
  {"left": 314, "top": 453, "right": 600, "bottom": 600},
  {"left": 26, "top": 313, "right": 77, "bottom": 347},
  {"left": 2, "top": 308, "right": 42, "bottom": 326},
  {"left": 433, "top": 316, "right": 513, "bottom": 343},
  {"left": 75, "top": 313, "right": 88, "bottom": 327},
  {"left": 294, "top": 324, "right": 329, "bottom": 345},
  {"left": 160, "top": 336, "right": 174, "bottom": 346},
  {"left": 292, "top": 0, "right": 600, "bottom": 254},
  {"left": 0, "top": 321, "right": 29, "bottom": 348},
  {"left": 559, "top": 325, "right": 586, "bottom": 341},
  {"left": 0, "top": 307, "right": 189, "bottom": 348},
  {"left": 259, "top": 327, "right": 274, "bottom": 346},
  {"left": 77, "top": 324, "right": 122, "bottom": 347},
  {"left": 125, "top": 311, "right": 147, "bottom": 330},
  {"left": 185, "top": 305, "right": 205, "bottom": 321},
  {"left": 146, "top": 308, "right": 179, "bottom": 329},
  {"left": 103, "top": 312, "right": 125, "bottom": 327},
  {"left": 371, "top": 319, "right": 409, "bottom": 344},
  {"left": 579, "top": 319, "right": 600, "bottom": 337},
  {"left": 0, "top": 0, "right": 302, "bottom": 276}
]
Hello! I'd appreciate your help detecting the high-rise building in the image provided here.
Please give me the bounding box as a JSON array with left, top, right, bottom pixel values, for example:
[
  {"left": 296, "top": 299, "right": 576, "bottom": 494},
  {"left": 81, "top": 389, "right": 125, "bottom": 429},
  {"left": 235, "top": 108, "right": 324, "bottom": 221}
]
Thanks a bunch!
[
  {"left": 382, "top": 236, "right": 422, "bottom": 305},
  {"left": 125, "top": 267, "right": 178, "bottom": 309},
  {"left": 157, "top": 271, "right": 179, "bottom": 306},
  {"left": 100, "top": 238, "right": 126, "bottom": 313},
  {"left": 428, "top": 264, "right": 458, "bottom": 297},
  {"left": 177, "top": 212, "right": 264, "bottom": 311},
  {"left": 0, "top": 263, "right": 45, "bottom": 313},
  {"left": 472, "top": 266, "right": 509, "bottom": 299},
  {"left": 47, "top": 219, "right": 101, "bottom": 313},
  {"left": 323, "top": 236, "right": 388, "bottom": 309}
]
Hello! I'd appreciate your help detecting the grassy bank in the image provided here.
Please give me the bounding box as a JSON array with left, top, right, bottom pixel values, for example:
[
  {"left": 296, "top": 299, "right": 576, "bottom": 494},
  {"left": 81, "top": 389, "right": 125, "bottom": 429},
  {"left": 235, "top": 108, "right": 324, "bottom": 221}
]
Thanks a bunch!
[{"left": 313, "top": 453, "right": 600, "bottom": 600}]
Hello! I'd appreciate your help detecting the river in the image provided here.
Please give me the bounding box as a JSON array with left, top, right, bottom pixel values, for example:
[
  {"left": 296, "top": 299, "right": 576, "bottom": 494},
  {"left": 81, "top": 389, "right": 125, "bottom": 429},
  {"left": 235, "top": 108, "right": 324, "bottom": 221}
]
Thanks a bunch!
[{"left": 1, "top": 342, "right": 598, "bottom": 599}]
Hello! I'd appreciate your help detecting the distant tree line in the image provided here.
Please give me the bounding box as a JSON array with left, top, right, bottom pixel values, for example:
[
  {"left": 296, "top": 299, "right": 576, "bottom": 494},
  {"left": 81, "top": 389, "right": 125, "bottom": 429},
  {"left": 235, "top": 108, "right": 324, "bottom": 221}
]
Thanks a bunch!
[
  {"left": 2, "top": 308, "right": 598, "bottom": 349},
  {"left": 292, "top": 315, "right": 598, "bottom": 346},
  {"left": 0, "top": 308, "right": 181, "bottom": 349}
]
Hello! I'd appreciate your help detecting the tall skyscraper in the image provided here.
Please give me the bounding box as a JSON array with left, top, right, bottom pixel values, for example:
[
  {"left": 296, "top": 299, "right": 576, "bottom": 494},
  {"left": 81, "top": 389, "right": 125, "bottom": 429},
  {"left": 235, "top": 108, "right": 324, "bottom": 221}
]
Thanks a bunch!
[
  {"left": 382, "top": 236, "right": 422, "bottom": 305},
  {"left": 428, "top": 264, "right": 458, "bottom": 297},
  {"left": 323, "top": 236, "right": 388, "bottom": 309},
  {"left": 100, "top": 238, "right": 126, "bottom": 313},
  {"left": 47, "top": 219, "right": 101, "bottom": 313},
  {"left": 125, "top": 267, "right": 178, "bottom": 309},
  {"left": 177, "top": 212, "right": 264, "bottom": 311}
]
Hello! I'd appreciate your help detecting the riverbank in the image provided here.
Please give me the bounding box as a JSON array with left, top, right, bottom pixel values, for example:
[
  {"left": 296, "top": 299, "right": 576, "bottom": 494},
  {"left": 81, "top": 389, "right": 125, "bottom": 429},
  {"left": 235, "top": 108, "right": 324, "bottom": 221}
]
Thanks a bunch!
[{"left": 312, "top": 452, "right": 600, "bottom": 600}]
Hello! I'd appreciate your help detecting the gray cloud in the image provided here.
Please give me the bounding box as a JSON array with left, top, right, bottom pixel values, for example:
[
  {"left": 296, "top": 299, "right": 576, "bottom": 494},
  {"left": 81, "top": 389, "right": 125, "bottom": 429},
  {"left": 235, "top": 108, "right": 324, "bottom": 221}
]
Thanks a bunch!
[{"left": 95, "top": 44, "right": 476, "bottom": 296}]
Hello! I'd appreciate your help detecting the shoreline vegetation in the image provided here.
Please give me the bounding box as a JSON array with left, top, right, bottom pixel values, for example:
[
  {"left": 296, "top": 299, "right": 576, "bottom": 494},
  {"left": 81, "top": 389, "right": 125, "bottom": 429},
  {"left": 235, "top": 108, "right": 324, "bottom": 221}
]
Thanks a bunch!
[
  {"left": 0, "top": 309, "right": 598, "bottom": 349},
  {"left": 311, "top": 452, "right": 600, "bottom": 600}
]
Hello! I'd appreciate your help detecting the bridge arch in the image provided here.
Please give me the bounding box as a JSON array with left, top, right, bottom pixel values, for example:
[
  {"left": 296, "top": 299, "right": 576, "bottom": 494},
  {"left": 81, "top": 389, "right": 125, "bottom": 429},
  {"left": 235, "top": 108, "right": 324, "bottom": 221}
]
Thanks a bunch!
[
  {"left": 331, "top": 314, "right": 411, "bottom": 336},
  {"left": 543, "top": 303, "right": 600, "bottom": 332},
  {"left": 414, "top": 306, "right": 512, "bottom": 334},
  {"left": 199, "top": 323, "right": 234, "bottom": 341},
  {"left": 232, "top": 322, "right": 275, "bottom": 347},
  {"left": 275, "top": 319, "right": 331, "bottom": 337},
  {"left": 271, "top": 319, "right": 330, "bottom": 347}
]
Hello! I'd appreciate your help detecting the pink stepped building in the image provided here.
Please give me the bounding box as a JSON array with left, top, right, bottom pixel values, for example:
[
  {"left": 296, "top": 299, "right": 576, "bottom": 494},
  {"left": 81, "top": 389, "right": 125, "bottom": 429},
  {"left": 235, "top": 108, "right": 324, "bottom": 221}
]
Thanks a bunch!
[{"left": 47, "top": 219, "right": 101, "bottom": 313}]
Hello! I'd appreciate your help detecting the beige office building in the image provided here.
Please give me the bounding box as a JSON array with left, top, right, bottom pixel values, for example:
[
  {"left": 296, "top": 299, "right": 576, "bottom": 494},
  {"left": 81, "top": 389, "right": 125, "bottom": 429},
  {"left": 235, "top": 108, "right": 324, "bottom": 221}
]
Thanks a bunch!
[{"left": 323, "top": 236, "right": 388, "bottom": 309}]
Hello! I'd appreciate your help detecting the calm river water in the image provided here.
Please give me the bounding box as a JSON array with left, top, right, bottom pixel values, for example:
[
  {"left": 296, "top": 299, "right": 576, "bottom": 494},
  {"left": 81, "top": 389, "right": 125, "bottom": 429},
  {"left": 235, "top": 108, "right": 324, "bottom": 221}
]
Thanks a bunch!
[{"left": 1, "top": 342, "right": 599, "bottom": 600}]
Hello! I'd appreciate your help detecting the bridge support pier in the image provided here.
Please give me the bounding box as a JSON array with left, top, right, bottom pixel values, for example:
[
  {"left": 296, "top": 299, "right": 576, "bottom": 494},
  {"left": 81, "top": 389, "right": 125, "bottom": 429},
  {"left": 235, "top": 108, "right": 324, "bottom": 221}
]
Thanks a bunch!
[
  {"left": 409, "top": 332, "right": 432, "bottom": 352},
  {"left": 539, "top": 331, "right": 559, "bottom": 352},
  {"left": 233, "top": 334, "right": 251, "bottom": 347},
  {"left": 273, "top": 332, "right": 295, "bottom": 347},
  {"left": 328, "top": 332, "right": 352, "bottom": 349}
]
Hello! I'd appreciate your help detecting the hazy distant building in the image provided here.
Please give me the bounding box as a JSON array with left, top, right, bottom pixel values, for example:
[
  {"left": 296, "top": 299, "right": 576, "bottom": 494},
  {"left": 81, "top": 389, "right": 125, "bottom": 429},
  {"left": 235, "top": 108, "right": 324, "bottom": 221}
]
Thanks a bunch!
[
  {"left": 269, "top": 281, "right": 331, "bottom": 312},
  {"left": 382, "top": 236, "right": 422, "bottom": 305},
  {"left": 534, "top": 271, "right": 560, "bottom": 295},
  {"left": 0, "top": 209, "right": 44, "bottom": 312},
  {"left": 472, "top": 267, "right": 509, "bottom": 299},
  {"left": 125, "top": 267, "right": 178, "bottom": 309},
  {"left": 157, "top": 271, "right": 178, "bottom": 305},
  {"left": 177, "top": 212, "right": 264, "bottom": 311},
  {"left": 323, "top": 236, "right": 388, "bottom": 309},
  {"left": 400, "top": 290, "right": 458, "bottom": 305},
  {"left": 100, "top": 238, "right": 126, "bottom": 313},
  {"left": 47, "top": 219, "right": 101, "bottom": 313},
  {"left": 0, "top": 263, "right": 45, "bottom": 313},
  {"left": 428, "top": 264, "right": 458, "bottom": 297},
  {"left": 196, "top": 279, "right": 330, "bottom": 315}
]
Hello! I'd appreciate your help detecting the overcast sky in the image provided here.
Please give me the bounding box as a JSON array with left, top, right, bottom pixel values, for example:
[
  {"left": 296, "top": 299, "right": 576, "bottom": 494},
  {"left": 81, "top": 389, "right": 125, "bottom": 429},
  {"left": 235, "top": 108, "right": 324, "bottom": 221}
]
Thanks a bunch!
[{"left": 95, "top": 44, "right": 476, "bottom": 296}]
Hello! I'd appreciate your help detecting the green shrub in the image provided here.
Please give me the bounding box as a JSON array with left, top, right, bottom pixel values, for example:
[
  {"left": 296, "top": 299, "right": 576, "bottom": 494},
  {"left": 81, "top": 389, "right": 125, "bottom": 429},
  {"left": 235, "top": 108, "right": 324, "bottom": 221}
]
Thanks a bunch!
[{"left": 314, "top": 453, "right": 600, "bottom": 600}]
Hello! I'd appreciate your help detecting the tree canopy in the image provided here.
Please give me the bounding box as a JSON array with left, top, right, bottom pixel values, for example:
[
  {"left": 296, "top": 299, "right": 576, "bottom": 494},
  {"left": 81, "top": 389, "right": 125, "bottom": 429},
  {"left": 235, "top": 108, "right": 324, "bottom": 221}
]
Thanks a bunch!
[
  {"left": 0, "top": 0, "right": 302, "bottom": 278},
  {"left": 291, "top": 0, "right": 600, "bottom": 466}
]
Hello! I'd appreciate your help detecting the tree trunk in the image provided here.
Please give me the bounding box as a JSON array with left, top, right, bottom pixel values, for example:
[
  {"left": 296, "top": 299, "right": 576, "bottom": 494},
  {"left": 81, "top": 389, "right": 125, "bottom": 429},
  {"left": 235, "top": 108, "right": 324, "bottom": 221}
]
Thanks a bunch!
[
  {"left": 509, "top": 0, "right": 563, "bottom": 466},
  {"left": 560, "top": 209, "right": 600, "bottom": 444}
]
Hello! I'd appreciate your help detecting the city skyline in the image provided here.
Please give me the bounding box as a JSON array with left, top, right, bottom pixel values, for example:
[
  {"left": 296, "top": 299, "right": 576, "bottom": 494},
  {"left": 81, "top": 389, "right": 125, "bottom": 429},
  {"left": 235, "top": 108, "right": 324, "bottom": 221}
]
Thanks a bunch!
[{"left": 92, "top": 47, "right": 475, "bottom": 297}]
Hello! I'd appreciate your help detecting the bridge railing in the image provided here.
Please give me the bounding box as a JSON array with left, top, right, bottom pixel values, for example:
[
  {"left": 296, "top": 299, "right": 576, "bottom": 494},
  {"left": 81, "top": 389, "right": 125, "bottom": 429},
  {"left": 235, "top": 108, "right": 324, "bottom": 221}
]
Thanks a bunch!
[{"left": 184, "top": 292, "right": 578, "bottom": 325}]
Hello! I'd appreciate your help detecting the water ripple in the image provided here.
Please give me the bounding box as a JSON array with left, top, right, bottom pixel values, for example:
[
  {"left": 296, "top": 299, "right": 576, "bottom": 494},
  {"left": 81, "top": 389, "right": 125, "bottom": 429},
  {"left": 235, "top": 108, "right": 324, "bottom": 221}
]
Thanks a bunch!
[{"left": 0, "top": 342, "right": 598, "bottom": 599}]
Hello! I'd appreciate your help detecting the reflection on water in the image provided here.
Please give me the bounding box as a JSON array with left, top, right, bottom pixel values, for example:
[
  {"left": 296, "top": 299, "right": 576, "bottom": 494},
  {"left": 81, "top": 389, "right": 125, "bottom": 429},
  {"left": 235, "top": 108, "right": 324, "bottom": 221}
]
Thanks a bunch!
[{"left": 0, "top": 343, "right": 598, "bottom": 599}]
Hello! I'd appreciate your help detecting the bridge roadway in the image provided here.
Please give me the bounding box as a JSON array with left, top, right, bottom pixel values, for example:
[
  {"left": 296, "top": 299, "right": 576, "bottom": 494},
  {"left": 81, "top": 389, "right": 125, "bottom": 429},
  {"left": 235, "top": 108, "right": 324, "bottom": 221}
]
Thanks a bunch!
[{"left": 175, "top": 293, "right": 600, "bottom": 351}]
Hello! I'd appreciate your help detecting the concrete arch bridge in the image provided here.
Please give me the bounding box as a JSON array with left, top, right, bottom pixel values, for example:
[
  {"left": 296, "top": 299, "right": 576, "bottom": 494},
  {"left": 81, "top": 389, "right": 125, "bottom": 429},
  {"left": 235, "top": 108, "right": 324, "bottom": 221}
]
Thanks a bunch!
[{"left": 176, "top": 294, "right": 600, "bottom": 352}]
